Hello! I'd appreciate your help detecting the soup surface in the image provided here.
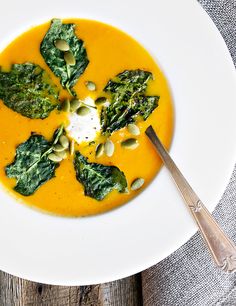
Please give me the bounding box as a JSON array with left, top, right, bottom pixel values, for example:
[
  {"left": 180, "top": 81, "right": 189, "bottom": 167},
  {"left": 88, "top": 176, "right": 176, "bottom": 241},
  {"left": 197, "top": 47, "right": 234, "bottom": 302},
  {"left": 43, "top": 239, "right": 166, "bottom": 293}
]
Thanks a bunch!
[{"left": 0, "top": 19, "right": 174, "bottom": 216}]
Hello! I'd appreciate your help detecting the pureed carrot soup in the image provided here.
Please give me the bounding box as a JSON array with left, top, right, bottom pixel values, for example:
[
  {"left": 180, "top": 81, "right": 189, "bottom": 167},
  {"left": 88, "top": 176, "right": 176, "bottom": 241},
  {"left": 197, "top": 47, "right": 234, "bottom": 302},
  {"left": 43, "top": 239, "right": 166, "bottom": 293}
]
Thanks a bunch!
[{"left": 0, "top": 19, "right": 174, "bottom": 216}]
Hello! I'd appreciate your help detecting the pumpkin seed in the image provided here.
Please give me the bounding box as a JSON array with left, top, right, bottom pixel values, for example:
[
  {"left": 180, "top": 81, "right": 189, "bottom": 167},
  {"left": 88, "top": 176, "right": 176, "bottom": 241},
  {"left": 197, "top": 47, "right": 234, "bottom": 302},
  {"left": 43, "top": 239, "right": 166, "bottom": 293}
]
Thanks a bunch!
[
  {"left": 70, "top": 139, "right": 75, "bottom": 155},
  {"left": 104, "top": 139, "right": 114, "bottom": 157},
  {"left": 77, "top": 106, "right": 90, "bottom": 116},
  {"left": 61, "top": 98, "right": 70, "bottom": 112},
  {"left": 33, "top": 66, "right": 42, "bottom": 75},
  {"left": 127, "top": 123, "right": 140, "bottom": 136},
  {"left": 70, "top": 99, "right": 81, "bottom": 112},
  {"left": 64, "top": 51, "right": 76, "bottom": 66},
  {"left": 85, "top": 81, "right": 96, "bottom": 91},
  {"left": 131, "top": 178, "right": 145, "bottom": 191},
  {"left": 48, "top": 153, "right": 62, "bottom": 163},
  {"left": 95, "top": 143, "right": 104, "bottom": 158},
  {"left": 95, "top": 97, "right": 107, "bottom": 105},
  {"left": 55, "top": 150, "right": 67, "bottom": 159},
  {"left": 53, "top": 144, "right": 65, "bottom": 152},
  {"left": 59, "top": 135, "right": 69, "bottom": 149},
  {"left": 54, "top": 39, "right": 70, "bottom": 51},
  {"left": 121, "top": 138, "right": 139, "bottom": 149}
]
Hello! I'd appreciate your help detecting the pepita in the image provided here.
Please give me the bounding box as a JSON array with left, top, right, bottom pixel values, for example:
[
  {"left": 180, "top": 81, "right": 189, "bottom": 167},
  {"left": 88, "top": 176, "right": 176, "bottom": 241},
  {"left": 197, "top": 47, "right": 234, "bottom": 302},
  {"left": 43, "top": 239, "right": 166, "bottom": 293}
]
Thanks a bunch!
[
  {"left": 95, "top": 97, "right": 107, "bottom": 105},
  {"left": 104, "top": 139, "right": 114, "bottom": 157},
  {"left": 59, "top": 135, "right": 69, "bottom": 149},
  {"left": 95, "top": 143, "right": 104, "bottom": 158},
  {"left": 33, "top": 66, "right": 42, "bottom": 75},
  {"left": 70, "top": 99, "right": 81, "bottom": 112},
  {"left": 48, "top": 153, "right": 62, "bottom": 163},
  {"left": 121, "top": 138, "right": 139, "bottom": 150},
  {"left": 53, "top": 144, "right": 65, "bottom": 152},
  {"left": 77, "top": 106, "right": 90, "bottom": 116},
  {"left": 55, "top": 150, "right": 67, "bottom": 159},
  {"left": 54, "top": 39, "right": 70, "bottom": 51},
  {"left": 70, "top": 139, "right": 75, "bottom": 155},
  {"left": 127, "top": 123, "right": 140, "bottom": 136},
  {"left": 64, "top": 51, "right": 76, "bottom": 66},
  {"left": 85, "top": 81, "right": 96, "bottom": 91},
  {"left": 61, "top": 98, "right": 70, "bottom": 112},
  {"left": 131, "top": 178, "right": 145, "bottom": 191}
]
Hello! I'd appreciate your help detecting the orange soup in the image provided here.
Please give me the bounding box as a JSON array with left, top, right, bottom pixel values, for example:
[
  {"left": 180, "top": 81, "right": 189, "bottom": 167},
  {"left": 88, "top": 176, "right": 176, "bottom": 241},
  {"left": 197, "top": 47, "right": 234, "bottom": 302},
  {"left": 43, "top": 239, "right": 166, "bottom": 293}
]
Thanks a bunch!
[{"left": 0, "top": 19, "right": 174, "bottom": 216}]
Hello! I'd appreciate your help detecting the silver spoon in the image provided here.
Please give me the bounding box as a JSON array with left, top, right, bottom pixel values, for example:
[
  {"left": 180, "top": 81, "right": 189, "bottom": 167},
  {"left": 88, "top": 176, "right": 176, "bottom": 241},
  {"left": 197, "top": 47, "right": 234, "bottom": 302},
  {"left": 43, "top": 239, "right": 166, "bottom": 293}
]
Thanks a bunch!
[{"left": 145, "top": 125, "right": 236, "bottom": 273}]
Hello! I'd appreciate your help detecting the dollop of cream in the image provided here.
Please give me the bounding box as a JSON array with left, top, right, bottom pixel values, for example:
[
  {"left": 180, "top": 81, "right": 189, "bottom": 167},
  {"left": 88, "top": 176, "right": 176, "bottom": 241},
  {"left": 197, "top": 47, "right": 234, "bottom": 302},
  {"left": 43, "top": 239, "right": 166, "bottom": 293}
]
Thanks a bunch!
[{"left": 66, "top": 97, "right": 101, "bottom": 144}]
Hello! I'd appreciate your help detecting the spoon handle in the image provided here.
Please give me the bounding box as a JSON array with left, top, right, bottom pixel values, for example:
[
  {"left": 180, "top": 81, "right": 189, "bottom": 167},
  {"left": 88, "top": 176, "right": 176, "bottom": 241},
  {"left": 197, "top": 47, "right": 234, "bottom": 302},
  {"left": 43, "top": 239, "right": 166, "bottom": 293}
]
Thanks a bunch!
[{"left": 146, "top": 125, "right": 236, "bottom": 272}]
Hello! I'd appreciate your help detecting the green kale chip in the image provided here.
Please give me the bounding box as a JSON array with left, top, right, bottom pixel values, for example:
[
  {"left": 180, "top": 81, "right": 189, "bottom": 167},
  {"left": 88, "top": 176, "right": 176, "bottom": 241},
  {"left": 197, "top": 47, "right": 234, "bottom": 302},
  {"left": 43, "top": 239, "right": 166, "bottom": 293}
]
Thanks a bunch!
[
  {"left": 5, "top": 126, "right": 64, "bottom": 196},
  {"left": 74, "top": 151, "right": 127, "bottom": 201},
  {"left": 0, "top": 63, "right": 59, "bottom": 119},
  {"left": 40, "top": 19, "right": 89, "bottom": 92},
  {"left": 101, "top": 69, "right": 159, "bottom": 134}
]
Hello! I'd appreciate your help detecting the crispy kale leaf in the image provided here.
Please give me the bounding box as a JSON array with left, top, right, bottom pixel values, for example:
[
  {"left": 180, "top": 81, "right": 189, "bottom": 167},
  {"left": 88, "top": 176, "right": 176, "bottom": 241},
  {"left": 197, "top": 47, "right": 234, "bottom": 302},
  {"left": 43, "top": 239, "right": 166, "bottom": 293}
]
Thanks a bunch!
[
  {"left": 101, "top": 69, "right": 159, "bottom": 134},
  {"left": 5, "top": 126, "right": 64, "bottom": 196},
  {"left": 74, "top": 151, "right": 127, "bottom": 201},
  {"left": 0, "top": 63, "right": 59, "bottom": 119},
  {"left": 40, "top": 19, "right": 89, "bottom": 91}
]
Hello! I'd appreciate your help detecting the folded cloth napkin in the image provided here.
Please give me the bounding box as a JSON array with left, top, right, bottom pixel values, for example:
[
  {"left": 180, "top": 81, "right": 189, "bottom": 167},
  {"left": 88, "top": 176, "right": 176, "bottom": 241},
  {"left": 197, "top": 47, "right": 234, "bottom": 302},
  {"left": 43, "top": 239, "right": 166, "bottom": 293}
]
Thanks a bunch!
[{"left": 142, "top": 1, "right": 236, "bottom": 305}]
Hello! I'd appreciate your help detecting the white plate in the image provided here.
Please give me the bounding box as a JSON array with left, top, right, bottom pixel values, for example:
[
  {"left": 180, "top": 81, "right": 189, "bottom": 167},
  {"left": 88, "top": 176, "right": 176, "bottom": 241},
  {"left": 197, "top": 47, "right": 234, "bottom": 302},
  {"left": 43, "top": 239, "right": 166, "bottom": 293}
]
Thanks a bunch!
[{"left": 0, "top": 0, "right": 236, "bottom": 285}]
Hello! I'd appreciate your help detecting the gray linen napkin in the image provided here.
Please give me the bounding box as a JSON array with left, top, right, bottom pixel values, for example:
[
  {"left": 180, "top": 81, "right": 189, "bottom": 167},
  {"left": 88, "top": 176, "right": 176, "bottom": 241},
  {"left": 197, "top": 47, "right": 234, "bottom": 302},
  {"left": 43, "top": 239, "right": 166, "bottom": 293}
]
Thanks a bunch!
[{"left": 142, "top": 1, "right": 236, "bottom": 305}]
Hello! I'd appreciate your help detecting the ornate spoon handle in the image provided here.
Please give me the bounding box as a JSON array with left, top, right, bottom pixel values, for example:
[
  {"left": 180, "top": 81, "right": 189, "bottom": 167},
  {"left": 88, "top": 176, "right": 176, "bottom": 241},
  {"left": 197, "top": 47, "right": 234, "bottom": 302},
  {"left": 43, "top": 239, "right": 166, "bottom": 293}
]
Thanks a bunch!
[{"left": 146, "top": 126, "right": 236, "bottom": 272}]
